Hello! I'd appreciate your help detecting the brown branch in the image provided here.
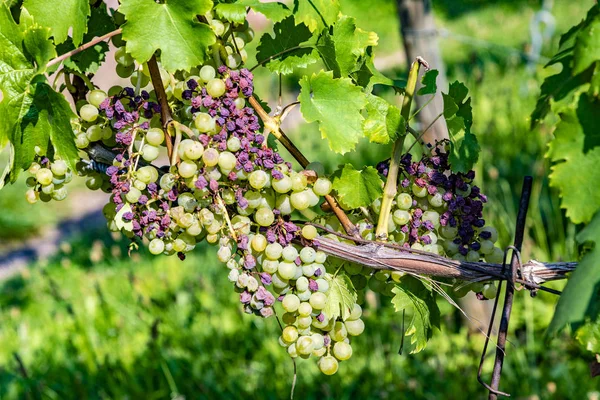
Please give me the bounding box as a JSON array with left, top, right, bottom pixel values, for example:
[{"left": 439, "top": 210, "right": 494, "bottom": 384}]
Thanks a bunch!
[
  {"left": 248, "top": 95, "right": 359, "bottom": 238},
  {"left": 46, "top": 28, "right": 122, "bottom": 69},
  {"left": 147, "top": 55, "right": 174, "bottom": 160}
]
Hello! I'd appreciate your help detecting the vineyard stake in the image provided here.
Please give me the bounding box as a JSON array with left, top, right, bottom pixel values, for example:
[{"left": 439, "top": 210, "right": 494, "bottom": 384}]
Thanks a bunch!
[{"left": 477, "top": 176, "right": 533, "bottom": 398}]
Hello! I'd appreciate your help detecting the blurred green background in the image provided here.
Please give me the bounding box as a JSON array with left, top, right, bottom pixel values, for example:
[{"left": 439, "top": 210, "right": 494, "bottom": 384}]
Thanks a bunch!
[{"left": 0, "top": 0, "right": 598, "bottom": 398}]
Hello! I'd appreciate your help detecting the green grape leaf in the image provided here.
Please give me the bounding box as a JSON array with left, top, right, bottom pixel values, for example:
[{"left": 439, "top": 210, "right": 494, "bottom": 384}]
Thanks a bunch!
[
  {"left": 9, "top": 83, "right": 79, "bottom": 180},
  {"left": 573, "top": 17, "right": 600, "bottom": 75},
  {"left": 293, "top": 0, "right": 339, "bottom": 33},
  {"left": 576, "top": 321, "right": 600, "bottom": 354},
  {"left": 115, "top": 203, "right": 134, "bottom": 232},
  {"left": 443, "top": 81, "right": 479, "bottom": 173},
  {"left": 323, "top": 273, "right": 357, "bottom": 321},
  {"left": 548, "top": 211, "right": 600, "bottom": 334},
  {"left": 22, "top": 0, "right": 90, "bottom": 46},
  {"left": 353, "top": 48, "right": 403, "bottom": 93},
  {"left": 57, "top": 5, "right": 116, "bottom": 74},
  {"left": 577, "top": 93, "right": 600, "bottom": 153},
  {"left": 328, "top": 15, "right": 378, "bottom": 77},
  {"left": 298, "top": 70, "right": 367, "bottom": 154},
  {"left": 19, "top": 10, "right": 57, "bottom": 73},
  {"left": 120, "top": 0, "right": 215, "bottom": 73},
  {"left": 546, "top": 111, "right": 600, "bottom": 224},
  {"left": 255, "top": 16, "right": 319, "bottom": 75},
  {"left": 363, "top": 93, "right": 404, "bottom": 144},
  {"left": 417, "top": 69, "right": 438, "bottom": 95},
  {"left": 215, "top": 0, "right": 290, "bottom": 24},
  {"left": 331, "top": 164, "right": 383, "bottom": 209},
  {"left": 391, "top": 276, "right": 440, "bottom": 354}
]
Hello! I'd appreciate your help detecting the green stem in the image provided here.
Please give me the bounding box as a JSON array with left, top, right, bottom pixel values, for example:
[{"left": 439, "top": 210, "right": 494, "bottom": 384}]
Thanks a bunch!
[{"left": 375, "top": 60, "right": 421, "bottom": 240}]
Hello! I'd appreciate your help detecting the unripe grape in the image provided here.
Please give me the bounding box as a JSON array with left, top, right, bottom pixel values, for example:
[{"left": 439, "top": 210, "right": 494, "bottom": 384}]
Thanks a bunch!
[
  {"left": 412, "top": 183, "right": 428, "bottom": 198},
  {"left": 225, "top": 53, "right": 242, "bottom": 69},
  {"left": 287, "top": 343, "right": 298, "bottom": 358},
  {"left": 309, "top": 292, "right": 327, "bottom": 310},
  {"left": 210, "top": 19, "right": 225, "bottom": 36},
  {"left": 80, "top": 104, "right": 99, "bottom": 122},
  {"left": 392, "top": 209, "right": 410, "bottom": 225},
  {"left": 275, "top": 195, "right": 293, "bottom": 215},
  {"left": 315, "top": 251, "right": 327, "bottom": 264},
  {"left": 149, "top": 238, "right": 165, "bottom": 255},
  {"left": 25, "top": 189, "right": 39, "bottom": 204},
  {"left": 298, "top": 302, "right": 312, "bottom": 317},
  {"left": 195, "top": 112, "right": 216, "bottom": 133},
  {"left": 146, "top": 128, "right": 165, "bottom": 146},
  {"left": 480, "top": 239, "right": 494, "bottom": 255},
  {"left": 486, "top": 247, "right": 504, "bottom": 264},
  {"left": 272, "top": 175, "right": 292, "bottom": 193},
  {"left": 282, "top": 294, "right": 300, "bottom": 312},
  {"left": 234, "top": 97, "right": 245, "bottom": 110},
  {"left": 297, "top": 316, "right": 312, "bottom": 329},
  {"left": 282, "top": 245, "right": 298, "bottom": 262},
  {"left": 249, "top": 170, "right": 269, "bottom": 190},
  {"left": 199, "top": 65, "right": 216, "bottom": 82},
  {"left": 255, "top": 207, "right": 275, "bottom": 226},
  {"left": 291, "top": 173, "right": 307, "bottom": 191},
  {"left": 302, "top": 264, "right": 315, "bottom": 277},
  {"left": 226, "top": 136, "right": 241, "bottom": 152},
  {"left": 265, "top": 243, "right": 283, "bottom": 260},
  {"left": 345, "top": 319, "right": 365, "bottom": 336},
  {"left": 282, "top": 312, "right": 297, "bottom": 325},
  {"left": 296, "top": 336, "right": 314, "bottom": 355},
  {"left": 440, "top": 225, "right": 458, "bottom": 239},
  {"left": 36, "top": 168, "right": 53, "bottom": 186},
  {"left": 142, "top": 144, "right": 160, "bottom": 162},
  {"left": 88, "top": 90, "right": 107, "bottom": 107},
  {"left": 296, "top": 276, "right": 309, "bottom": 292},
  {"left": 316, "top": 278, "right": 329, "bottom": 293},
  {"left": 482, "top": 283, "right": 497, "bottom": 299},
  {"left": 480, "top": 226, "right": 499, "bottom": 243},
  {"left": 202, "top": 148, "right": 219, "bottom": 167},
  {"left": 86, "top": 125, "right": 103, "bottom": 142},
  {"left": 51, "top": 186, "right": 68, "bottom": 201},
  {"left": 251, "top": 234, "right": 267, "bottom": 252},
  {"left": 126, "top": 187, "right": 142, "bottom": 203},
  {"left": 318, "top": 356, "right": 339, "bottom": 375},
  {"left": 348, "top": 304, "right": 362, "bottom": 321},
  {"left": 50, "top": 160, "right": 68, "bottom": 176},
  {"left": 466, "top": 250, "right": 480, "bottom": 262},
  {"left": 428, "top": 192, "right": 444, "bottom": 208},
  {"left": 282, "top": 326, "right": 298, "bottom": 344},
  {"left": 331, "top": 321, "right": 347, "bottom": 342},
  {"left": 114, "top": 47, "right": 134, "bottom": 66},
  {"left": 218, "top": 151, "right": 236, "bottom": 171},
  {"left": 302, "top": 225, "right": 318, "bottom": 240},
  {"left": 290, "top": 191, "right": 310, "bottom": 210},
  {"left": 333, "top": 341, "right": 352, "bottom": 361},
  {"left": 278, "top": 261, "right": 296, "bottom": 280},
  {"left": 206, "top": 78, "right": 226, "bottom": 98},
  {"left": 115, "top": 63, "right": 135, "bottom": 78},
  {"left": 262, "top": 259, "right": 279, "bottom": 274},
  {"left": 422, "top": 210, "right": 440, "bottom": 229},
  {"left": 217, "top": 246, "right": 232, "bottom": 262},
  {"left": 312, "top": 177, "right": 332, "bottom": 196}
]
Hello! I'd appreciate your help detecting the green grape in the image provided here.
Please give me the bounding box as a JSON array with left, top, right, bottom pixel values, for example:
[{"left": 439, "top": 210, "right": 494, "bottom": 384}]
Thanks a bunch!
[
  {"left": 26, "top": 176, "right": 36, "bottom": 187},
  {"left": 265, "top": 242, "right": 283, "bottom": 260},
  {"left": 282, "top": 326, "right": 298, "bottom": 344},
  {"left": 88, "top": 90, "right": 107, "bottom": 107},
  {"left": 108, "top": 85, "right": 123, "bottom": 96},
  {"left": 412, "top": 183, "right": 428, "bottom": 198},
  {"left": 479, "top": 239, "right": 494, "bottom": 255},
  {"left": 199, "top": 65, "right": 216, "bottom": 82},
  {"left": 36, "top": 168, "right": 53, "bottom": 186},
  {"left": 126, "top": 187, "right": 142, "bottom": 203},
  {"left": 262, "top": 259, "right": 279, "bottom": 274},
  {"left": 194, "top": 112, "right": 216, "bottom": 133},
  {"left": 318, "top": 356, "right": 339, "bottom": 375},
  {"left": 295, "top": 276, "right": 309, "bottom": 292},
  {"left": 51, "top": 186, "right": 68, "bottom": 201},
  {"left": 309, "top": 292, "right": 327, "bottom": 310},
  {"left": 218, "top": 151, "right": 237, "bottom": 171},
  {"left": 301, "top": 225, "right": 318, "bottom": 240},
  {"left": 299, "top": 247, "right": 316, "bottom": 263},
  {"left": 80, "top": 104, "right": 99, "bottom": 122},
  {"left": 114, "top": 47, "right": 134, "bottom": 66},
  {"left": 202, "top": 148, "right": 219, "bottom": 167},
  {"left": 130, "top": 72, "right": 150, "bottom": 88},
  {"left": 422, "top": 210, "right": 440, "bottom": 229},
  {"left": 315, "top": 251, "right": 327, "bottom": 264},
  {"left": 86, "top": 125, "right": 104, "bottom": 141},
  {"left": 298, "top": 316, "right": 312, "bottom": 329},
  {"left": 392, "top": 209, "right": 410, "bottom": 225},
  {"left": 226, "top": 137, "right": 241, "bottom": 152},
  {"left": 316, "top": 278, "right": 329, "bottom": 293},
  {"left": 210, "top": 19, "right": 225, "bottom": 36},
  {"left": 482, "top": 283, "right": 497, "bottom": 299},
  {"left": 249, "top": 170, "right": 269, "bottom": 190},
  {"left": 282, "top": 294, "right": 300, "bottom": 312},
  {"left": 282, "top": 245, "right": 298, "bottom": 262},
  {"left": 333, "top": 341, "right": 352, "bottom": 361},
  {"left": 149, "top": 238, "right": 165, "bottom": 255},
  {"left": 116, "top": 63, "right": 135, "bottom": 78},
  {"left": 291, "top": 173, "right": 307, "bottom": 191},
  {"left": 137, "top": 166, "right": 158, "bottom": 183},
  {"left": 101, "top": 127, "right": 113, "bottom": 140},
  {"left": 486, "top": 247, "right": 504, "bottom": 264},
  {"left": 348, "top": 304, "right": 362, "bottom": 321},
  {"left": 272, "top": 175, "right": 292, "bottom": 193},
  {"left": 298, "top": 302, "right": 312, "bottom": 317},
  {"left": 278, "top": 261, "right": 296, "bottom": 280},
  {"left": 275, "top": 195, "right": 293, "bottom": 215},
  {"left": 296, "top": 336, "right": 314, "bottom": 356},
  {"left": 25, "top": 189, "right": 39, "bottom": 204},
  {"left": 313, "top": 178, "right": 332, "bottom": 196},
  {"left": 331, "top": 321, "right": 348, "bottom": 342},
  {"left": 481, "top": 226, "right": 499, "bottom": 243},
  {"left": 111, "top": 33, "right": 126, "bottom": 47},
  {"left": 244, "top": 191, "right": 262, "bottom": 208},
  {"left": 345, "top": 319, "right": 365, "bottom": 336},
  {"left": 255, "top": 207, "right": 275, "bottom": 227},
  {"left": 186, "top": 141, "right": 206, "bottom": 161},
  {"left": 142, "top": 144, "right": 160, "bottom": 162},
  {"left": 207, "top": 78, "right": 226, "bottom": 98},
  {"left": 428, "top": 192, "right": 444, "bottom": 208},
  {"left": 146, "top": 128, "right": 164, "bottom": 146},
  {"left": 466, "top": 250, "right": 480, "bottom": 262},
  {"left": 290, "top": 191, "right": 310, "bottom": 210},
  {"left": 440, "top": 225, "right": 458, "bottom": 239},
  {"left": 50, "top": 160, "right": 68, "bottom": 176},
  {"left": 225, "top": 53, "right": 241, "bottom": 69},
  {"left": 28, "top": 162, "right": 41, "bottom": 174},
  {"left": 173, "top": 81, "right": 185, "bottom": 100},
  {"left": 232, "top": 36, "right": 245, "bottom": 50},
  {"left": 234, "top": 97, "right": 245, "bottom": 110},
  {"left": 287, "top": 343, "right": 298, "bottom": 358},
  {"left": 306, "top": 189, "right": 320, "bottom": 207}
]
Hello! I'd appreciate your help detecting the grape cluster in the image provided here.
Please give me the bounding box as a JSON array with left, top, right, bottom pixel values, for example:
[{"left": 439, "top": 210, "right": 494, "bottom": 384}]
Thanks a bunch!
[{"left": 24, "top": 154, "right": 72, "bottom": 204}]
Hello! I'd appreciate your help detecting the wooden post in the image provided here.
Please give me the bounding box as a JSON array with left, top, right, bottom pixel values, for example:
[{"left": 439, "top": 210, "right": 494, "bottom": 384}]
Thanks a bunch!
[{"left": 396, "top": 0, "right": 448, "bottom": 144}]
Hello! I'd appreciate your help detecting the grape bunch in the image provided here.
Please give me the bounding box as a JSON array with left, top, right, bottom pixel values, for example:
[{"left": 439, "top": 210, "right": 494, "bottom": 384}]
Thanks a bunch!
[{"left": 24, "top": 154, "right": 72, "bottom": 204}]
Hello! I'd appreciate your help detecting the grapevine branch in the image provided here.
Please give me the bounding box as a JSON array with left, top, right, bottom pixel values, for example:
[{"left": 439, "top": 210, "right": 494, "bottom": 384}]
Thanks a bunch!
[
  {"left": 147, "top": 55, "right": 175, "bottom": 161},
  {"left": 247, "top": 95, "right": 360, "bottom": 238},
  {"left": 46, "top": 28, "right": 123, "bottom": 69}
]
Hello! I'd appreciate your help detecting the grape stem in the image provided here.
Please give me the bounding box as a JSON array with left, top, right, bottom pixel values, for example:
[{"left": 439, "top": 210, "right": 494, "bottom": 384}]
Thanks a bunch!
[
  {"left": 215, "top": 195, "right": 237, "bottom": 241},
  {"left": 147, "top": 55, "right": 175, "bottom": 161},
  {"left": 46, "top": 28, "right": 123, "bottom": 69},
  {"left": 247, "top": 95, "right": 360, "bottom": 239},
  {"left": 375, "top": 59, "right": 421, "bottom": 240}
]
